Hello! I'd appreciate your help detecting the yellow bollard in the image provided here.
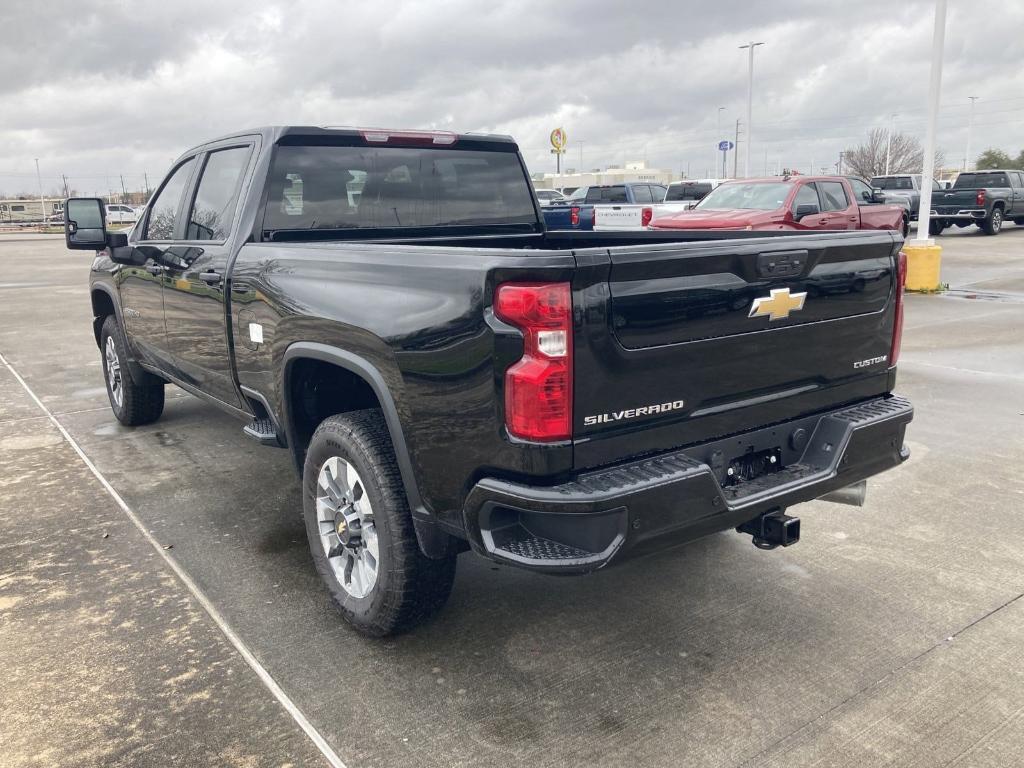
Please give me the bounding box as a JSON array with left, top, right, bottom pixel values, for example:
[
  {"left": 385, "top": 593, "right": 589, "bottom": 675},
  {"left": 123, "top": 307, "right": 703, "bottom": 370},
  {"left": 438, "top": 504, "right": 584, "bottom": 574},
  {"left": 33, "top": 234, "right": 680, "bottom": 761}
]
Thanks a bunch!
[{"left": 902, "top": 242, "right": 942, "bottom": 292}]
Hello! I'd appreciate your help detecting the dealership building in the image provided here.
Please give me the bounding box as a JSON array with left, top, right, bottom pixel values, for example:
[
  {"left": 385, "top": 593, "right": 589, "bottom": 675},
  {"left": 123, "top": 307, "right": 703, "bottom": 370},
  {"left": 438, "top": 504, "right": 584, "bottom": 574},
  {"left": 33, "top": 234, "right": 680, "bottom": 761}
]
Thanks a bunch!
[{"left": 532, "top": 161, "right": 675, "bottom": 192}]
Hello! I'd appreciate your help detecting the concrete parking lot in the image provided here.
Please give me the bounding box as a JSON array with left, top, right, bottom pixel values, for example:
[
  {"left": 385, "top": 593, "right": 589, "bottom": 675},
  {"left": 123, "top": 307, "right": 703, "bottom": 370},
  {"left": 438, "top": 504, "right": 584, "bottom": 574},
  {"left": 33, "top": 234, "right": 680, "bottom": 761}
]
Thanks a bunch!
[{"left": 2, "top": 226, "right": 1024, "bottom": 767}]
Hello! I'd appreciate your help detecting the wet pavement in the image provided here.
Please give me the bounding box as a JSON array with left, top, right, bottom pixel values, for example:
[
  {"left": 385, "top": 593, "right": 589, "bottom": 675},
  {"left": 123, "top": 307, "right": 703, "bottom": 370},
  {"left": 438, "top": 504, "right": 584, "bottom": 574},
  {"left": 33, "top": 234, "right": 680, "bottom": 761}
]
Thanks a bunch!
[{"left": 2, "top": 227, "right": 1024, "bottom": 767}]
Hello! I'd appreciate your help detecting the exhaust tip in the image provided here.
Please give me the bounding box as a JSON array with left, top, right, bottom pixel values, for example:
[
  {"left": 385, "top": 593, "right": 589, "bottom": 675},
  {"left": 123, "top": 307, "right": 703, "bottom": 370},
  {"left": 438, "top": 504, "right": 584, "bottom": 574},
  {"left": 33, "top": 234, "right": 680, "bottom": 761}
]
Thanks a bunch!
[{"left": 819, "top": 480, "right": 868, "bottom": 507}]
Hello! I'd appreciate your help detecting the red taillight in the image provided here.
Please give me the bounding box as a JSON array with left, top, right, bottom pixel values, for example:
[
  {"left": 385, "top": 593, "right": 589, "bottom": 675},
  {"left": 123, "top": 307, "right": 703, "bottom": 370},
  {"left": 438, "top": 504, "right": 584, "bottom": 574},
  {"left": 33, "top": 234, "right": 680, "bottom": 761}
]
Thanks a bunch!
[
  {"left": 641, "top": 207, "right": 653, "bottom": 227},
  {"left": 494, "top": 282, "right": 572, "bottom": 441},
  {"left": 976, "top": 189, "right": 986, "bottom": 206},
  {"left": 358, "top": 128, "right": 457, "bottom": 145},
  {"left": 590, "top": 208, "right": 596, "bottom": 227},
  {"left": 570, "top": 206, "right": 580, "bottom": 226},
  {"left": 891, "top": 250, "right": 907, "bottom": 365}
]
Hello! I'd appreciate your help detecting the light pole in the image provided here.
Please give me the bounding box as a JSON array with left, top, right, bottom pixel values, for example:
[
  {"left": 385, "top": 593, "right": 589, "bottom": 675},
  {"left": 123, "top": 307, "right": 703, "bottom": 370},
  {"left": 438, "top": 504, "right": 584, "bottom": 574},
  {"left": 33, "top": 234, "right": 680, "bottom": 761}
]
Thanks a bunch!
[
  {"left": 716, "top": 106, "right": 725, "bottom": 175},
  {"left": 739, "top": 41, "right": 764, "bottom": 178},
  {"left": 884, "top": 112, "right": 898, "bottom": 175},
  {"left": 35, "top": 158, "right": 46, "bottom": 225},
  {"left": 913, "top": 0, "right": 947, "bottom": 246},
  {"left": 964, "top": 96, "right": 979, "bottom": 171}
]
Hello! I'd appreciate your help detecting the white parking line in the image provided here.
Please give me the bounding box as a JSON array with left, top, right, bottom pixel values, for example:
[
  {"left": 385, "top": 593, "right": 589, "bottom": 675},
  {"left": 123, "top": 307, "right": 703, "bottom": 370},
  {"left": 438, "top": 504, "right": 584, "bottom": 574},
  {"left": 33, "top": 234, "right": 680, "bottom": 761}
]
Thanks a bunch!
[{"left": 0, "top": 351, "right": 347, "bottom": 768}]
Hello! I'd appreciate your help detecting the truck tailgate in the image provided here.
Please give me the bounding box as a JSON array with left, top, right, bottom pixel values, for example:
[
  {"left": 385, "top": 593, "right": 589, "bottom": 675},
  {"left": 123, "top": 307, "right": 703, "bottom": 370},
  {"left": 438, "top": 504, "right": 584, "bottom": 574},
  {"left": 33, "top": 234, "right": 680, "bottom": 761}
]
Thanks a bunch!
[
  {"left": 572, "top": 231, "right": 900, "bottom": 469},
  {"left": 594, "top": 205, "right": 650, "bottom": 231}
]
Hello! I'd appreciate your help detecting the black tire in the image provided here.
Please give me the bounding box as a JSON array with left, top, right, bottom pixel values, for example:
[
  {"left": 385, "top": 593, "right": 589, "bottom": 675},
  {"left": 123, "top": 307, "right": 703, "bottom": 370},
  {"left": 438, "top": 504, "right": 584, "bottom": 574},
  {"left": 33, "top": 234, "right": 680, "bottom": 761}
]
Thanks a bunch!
[
  {"left": 302, "top": 409, "right": 457, "bottom": 636},
  {"left": 900, "top": 216, "right": 909, "bottom": 239},
  {"left": 928, "top": 219, "right": 945, "bottom": 236},
  {"left": 1013, "top": 217, "right": 1024, "bottom": 226},
  {"left": 100, "top": 315, "right": 164, "bottom": 426},
  {"left": 982, "top": 208, "right": 1003, "bottom": 235}
]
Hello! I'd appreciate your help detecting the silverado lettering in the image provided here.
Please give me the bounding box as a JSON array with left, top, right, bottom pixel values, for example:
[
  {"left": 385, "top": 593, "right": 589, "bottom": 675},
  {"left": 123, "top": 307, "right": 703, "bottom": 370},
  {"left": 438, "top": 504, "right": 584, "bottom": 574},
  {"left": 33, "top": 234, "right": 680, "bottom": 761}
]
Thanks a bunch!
[
  {"left": 584, "top": 400, "right": 686, "bottom": 426},
  {"left": 66, "top": 125, "right": 913, "bottom": 637}
]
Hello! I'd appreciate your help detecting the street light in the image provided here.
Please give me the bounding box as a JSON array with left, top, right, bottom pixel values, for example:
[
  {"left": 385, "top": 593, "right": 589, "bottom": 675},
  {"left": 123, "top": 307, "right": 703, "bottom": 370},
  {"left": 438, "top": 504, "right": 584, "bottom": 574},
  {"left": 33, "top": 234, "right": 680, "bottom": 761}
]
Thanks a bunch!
[
  {"left": 715, "top": 106, "right": 725, "bottom": 175},
  {"left": 884, "top": 113, "right": 898, "bottom": 175},
  {"left": 964, "top": 96, "right": 979, "bottom": 171},
  {"left": 739, "top": 41, "right": 765, "bottom": 178},
  {"left": 912, "top": 0, "right": 947, "bottom": 247},
  {"left": 35, "top": 158, "right": 46, "bottom": 226}
]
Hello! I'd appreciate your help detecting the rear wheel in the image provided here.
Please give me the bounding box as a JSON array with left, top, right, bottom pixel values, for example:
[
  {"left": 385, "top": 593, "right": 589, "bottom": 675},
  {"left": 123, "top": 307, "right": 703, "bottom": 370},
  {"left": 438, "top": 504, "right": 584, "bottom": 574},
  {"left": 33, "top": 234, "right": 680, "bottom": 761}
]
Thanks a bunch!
[
  {"left": 302, "top": 409, "right": 457, "bottom": 636},
  {"left": 928, "top": 219, "right": 945, "bottom": 236},
  {"left": 100, "top": 316, "right": 164, "bottom": 426},
  {"left": 900, "top": 216, "right": 909, "bottom": 239},
  {"left": 982, "top": 208, "right": 1003, "bottom": 235}
]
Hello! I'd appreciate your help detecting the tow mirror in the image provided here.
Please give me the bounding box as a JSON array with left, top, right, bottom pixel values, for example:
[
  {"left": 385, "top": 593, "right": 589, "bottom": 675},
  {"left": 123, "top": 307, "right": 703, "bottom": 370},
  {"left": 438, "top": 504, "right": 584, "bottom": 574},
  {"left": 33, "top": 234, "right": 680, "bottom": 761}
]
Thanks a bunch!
[
  {"left": 64, "top": 198, "right": 108, "bottom": 250},
  {"left": 795, "top": 203, "right": 819, "bottom": 219}
]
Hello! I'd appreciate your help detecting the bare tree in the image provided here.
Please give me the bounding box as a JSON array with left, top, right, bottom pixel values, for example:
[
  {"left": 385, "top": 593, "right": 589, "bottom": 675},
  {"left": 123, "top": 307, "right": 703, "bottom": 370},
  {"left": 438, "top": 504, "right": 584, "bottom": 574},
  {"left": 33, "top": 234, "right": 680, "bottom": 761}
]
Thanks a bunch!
[{"left": 844, "top": 128, "right": 943, "bottom": 178}]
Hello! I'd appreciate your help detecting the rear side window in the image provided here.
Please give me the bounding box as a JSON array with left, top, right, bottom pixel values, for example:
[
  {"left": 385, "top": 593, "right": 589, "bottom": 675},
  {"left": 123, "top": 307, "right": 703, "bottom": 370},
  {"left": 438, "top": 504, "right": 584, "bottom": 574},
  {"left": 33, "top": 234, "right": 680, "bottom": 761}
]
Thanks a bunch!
[
  {"left": 264, "top": 144, "right": 537, "bottom": 232},
  {"left": 819, "top": 181, "right": 849, "bottom": 211},
  {"left": 186, "top": 146, "right": 252, "bottom": 240},
  {"left": 144, "top": 159, "right": 196, "bottom": 240},
  {"left": 632, "top": 185, "right": 653, "bottom": 203}
]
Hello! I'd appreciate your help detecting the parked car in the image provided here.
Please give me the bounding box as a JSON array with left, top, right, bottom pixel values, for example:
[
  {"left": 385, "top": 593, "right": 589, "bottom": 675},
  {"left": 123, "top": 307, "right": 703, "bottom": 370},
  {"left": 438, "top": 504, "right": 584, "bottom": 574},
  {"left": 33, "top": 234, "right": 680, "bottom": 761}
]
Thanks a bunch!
[
  {"left": 542, "top": 182, "right": 668, "bottom": 230},
  {"left": 535, "top": 189, "right": 568, "bottom": 207},
  {"left": 105, "top": 204, "right": 139, "bottom": 225},
  {"left": 928, "top": 169, "right": 1024, "bottom": 235},
  {"left": 64, "top": 126, "right": 912, "bottom": 636},
  {"left": 653, "top": 179, "right": 726, "bottom": 218},
  {"left": 868, "top": 174, "right": 943, "bottom": 222},
  {"left": 652, "top": 176, "right": 908, "bottom": 236}
]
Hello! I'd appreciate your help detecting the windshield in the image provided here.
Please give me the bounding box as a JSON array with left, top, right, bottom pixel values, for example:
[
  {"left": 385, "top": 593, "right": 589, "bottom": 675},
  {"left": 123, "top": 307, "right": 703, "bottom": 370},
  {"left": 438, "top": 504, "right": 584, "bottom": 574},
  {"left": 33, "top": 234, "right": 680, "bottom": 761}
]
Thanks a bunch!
[
  {"left": 264, "top": 144, "right": 538, "bottom": 231},
  {"left": 953, "top": 172, "right": 1009, "bottom": 189},
  {"left": 666, "top": 183, "right": 712, "bottom": 201},
  {"left": 694, "top": 182, "right": 791, "bottom": 210}
]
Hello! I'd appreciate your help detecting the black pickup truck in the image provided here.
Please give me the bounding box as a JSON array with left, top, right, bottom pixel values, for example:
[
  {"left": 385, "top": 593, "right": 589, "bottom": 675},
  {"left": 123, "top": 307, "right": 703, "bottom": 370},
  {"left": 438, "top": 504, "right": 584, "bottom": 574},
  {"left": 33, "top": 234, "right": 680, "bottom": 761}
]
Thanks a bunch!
[
  {"left": 64, "top": 126, "right": 913, "bottom": 636},
  {"left": 930, "top": 170, "right": 1024, "bottom": 235}
]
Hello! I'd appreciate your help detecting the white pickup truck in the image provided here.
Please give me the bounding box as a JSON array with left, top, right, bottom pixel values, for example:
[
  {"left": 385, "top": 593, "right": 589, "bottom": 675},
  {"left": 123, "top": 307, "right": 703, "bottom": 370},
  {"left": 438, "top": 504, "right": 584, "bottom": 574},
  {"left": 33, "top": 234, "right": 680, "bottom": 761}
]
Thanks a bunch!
[
  {"left": 651, "top": 179, "right": 726, "bottom": 219},
  {"left": 561, "top": 183, "right": 668, "bottom": 231}
]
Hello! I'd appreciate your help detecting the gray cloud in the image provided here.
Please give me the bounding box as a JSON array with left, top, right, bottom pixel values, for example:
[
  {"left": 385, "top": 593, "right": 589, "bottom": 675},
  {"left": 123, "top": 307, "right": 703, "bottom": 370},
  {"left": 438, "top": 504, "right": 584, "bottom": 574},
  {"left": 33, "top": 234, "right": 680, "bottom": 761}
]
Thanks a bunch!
[{"left": 3, "top": 0, "right": 1022, "bottom": 196}]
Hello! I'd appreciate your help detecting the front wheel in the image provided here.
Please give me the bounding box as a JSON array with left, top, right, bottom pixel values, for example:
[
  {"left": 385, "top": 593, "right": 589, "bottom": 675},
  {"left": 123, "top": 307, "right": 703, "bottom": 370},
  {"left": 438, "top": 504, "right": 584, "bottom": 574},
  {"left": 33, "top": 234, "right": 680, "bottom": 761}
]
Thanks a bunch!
[
  {"left": 302, "top": 409, "right": 457, "bottom": 636},
  {"left": 100, "top": 316, "right": 164, "bottom": 426},
  {"left": 982, "top": 208, "right": 1003, "bottom": 235},
  {"left": 928, "top": 219, "right": 946, "bottom": 236}
]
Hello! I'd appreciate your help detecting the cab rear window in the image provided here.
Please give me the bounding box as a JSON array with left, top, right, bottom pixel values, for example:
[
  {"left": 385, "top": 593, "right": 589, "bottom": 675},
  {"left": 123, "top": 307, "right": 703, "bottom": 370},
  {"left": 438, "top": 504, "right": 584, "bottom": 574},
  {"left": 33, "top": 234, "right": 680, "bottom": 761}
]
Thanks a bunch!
[{"left": 263, "top": 145, "right": 537, "bottom": 232}]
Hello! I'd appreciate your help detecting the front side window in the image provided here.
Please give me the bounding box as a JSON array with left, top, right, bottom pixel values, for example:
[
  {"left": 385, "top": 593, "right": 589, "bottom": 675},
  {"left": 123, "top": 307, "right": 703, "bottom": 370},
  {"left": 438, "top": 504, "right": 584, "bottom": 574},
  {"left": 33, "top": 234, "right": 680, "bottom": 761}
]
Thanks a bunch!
[
  {"left": 186, "top": 146, "right": 251, "bottom": 240},
  {"left": 792, "top": 183, "right": 819, "bottom": 212},
  {"left": 819, "top": 181, "right": 849, "bottom": 211},
  {"left": 264, "top": 144, "right": 537, "bottom": 232},
  {"left": 849, "top": 178, "right": 873, "bottom": 203},
  {"left": 567, "top": 187, "right": 587, "bottom": 202},
  {"left": 144, "top": 158, "right": 196, "bottom": 240}
]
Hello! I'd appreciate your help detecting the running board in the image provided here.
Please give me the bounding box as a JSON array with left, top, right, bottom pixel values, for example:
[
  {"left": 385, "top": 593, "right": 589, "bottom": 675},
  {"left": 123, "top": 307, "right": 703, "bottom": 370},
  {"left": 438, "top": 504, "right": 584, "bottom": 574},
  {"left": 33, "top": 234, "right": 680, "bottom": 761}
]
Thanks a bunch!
[{"left": 243, "top": 418, "right": 281, "bottom": 446}]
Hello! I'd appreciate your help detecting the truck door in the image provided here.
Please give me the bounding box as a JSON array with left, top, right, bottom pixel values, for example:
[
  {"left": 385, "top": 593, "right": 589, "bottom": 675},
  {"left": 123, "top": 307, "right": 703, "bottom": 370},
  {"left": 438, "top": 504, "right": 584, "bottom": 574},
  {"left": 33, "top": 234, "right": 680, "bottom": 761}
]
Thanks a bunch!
[
  {"left": 816, "top": 181, "right": 858, "bottom": 229},
  {"left": 120, "top": 157, "right": 197, "bottom": 372},
  {"left": 160, "top": 143, "right": 255, "bottom": 408}
]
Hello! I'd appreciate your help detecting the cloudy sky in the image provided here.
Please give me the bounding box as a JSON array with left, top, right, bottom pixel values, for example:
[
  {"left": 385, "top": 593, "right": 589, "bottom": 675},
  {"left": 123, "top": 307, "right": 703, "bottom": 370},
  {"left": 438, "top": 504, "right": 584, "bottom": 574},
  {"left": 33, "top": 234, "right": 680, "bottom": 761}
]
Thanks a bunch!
[{"left": 2, "top": 0, "right": 1022, "bottom": 197}]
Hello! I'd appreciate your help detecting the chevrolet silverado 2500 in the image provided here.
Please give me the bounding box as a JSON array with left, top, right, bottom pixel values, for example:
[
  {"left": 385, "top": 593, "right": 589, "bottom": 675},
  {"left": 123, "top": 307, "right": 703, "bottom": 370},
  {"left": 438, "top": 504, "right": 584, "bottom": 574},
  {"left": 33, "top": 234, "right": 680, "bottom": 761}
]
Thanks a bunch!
[{"left": 64, "top": 126, "right": 912, "bottom": 636}]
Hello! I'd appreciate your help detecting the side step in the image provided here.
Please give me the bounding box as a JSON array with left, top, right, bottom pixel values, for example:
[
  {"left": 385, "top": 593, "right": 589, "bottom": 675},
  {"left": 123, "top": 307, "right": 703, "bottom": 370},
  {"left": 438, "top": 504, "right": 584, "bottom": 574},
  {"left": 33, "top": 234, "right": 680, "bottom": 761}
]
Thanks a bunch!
[{"left": 243, "top": 417, "right": 281, "bottom": 446}]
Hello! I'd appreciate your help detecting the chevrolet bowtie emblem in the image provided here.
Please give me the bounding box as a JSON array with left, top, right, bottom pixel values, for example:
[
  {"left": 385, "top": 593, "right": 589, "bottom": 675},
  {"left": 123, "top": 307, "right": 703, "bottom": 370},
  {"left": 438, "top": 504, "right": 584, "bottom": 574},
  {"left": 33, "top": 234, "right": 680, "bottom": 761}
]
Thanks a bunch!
[{"left": 748, "top": 288, "right": 807, "bottom": 321}]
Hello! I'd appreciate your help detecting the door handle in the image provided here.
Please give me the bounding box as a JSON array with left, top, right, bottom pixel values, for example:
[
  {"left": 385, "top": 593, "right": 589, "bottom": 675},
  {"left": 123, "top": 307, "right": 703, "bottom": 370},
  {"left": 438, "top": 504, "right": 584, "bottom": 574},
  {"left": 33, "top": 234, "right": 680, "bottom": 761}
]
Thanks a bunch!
[
  {"left": 145, "top": 264, "right": 165, "bottom": 275},
  {"left": 199, "top": 270, "right": 223, "bottom": 285}
]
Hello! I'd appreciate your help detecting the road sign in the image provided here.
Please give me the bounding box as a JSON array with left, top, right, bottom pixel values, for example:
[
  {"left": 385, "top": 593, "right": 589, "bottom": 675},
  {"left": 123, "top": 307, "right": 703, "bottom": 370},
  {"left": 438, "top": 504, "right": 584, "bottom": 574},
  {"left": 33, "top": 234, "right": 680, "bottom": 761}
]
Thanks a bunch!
[
  {"left": 550, "top": 127, "right": 568, "bottom": 151},
  {"left": 718, "top": 140, "right": 734, "bottom": 151}
]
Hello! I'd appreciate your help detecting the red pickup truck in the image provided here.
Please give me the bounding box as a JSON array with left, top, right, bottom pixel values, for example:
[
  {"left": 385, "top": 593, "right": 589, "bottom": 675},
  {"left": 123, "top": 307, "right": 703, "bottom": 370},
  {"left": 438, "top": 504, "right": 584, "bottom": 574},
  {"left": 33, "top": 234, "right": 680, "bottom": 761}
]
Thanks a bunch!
[{"left": 652, "top": 176, "right": 909, "bottom": 236}]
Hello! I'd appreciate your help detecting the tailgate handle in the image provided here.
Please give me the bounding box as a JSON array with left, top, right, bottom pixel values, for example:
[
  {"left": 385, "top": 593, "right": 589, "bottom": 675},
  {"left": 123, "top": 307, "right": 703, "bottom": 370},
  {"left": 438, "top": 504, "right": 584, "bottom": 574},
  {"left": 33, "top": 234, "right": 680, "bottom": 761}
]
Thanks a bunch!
[{"left": 757, "top": 250, "right": 807, "bottom": 279}]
